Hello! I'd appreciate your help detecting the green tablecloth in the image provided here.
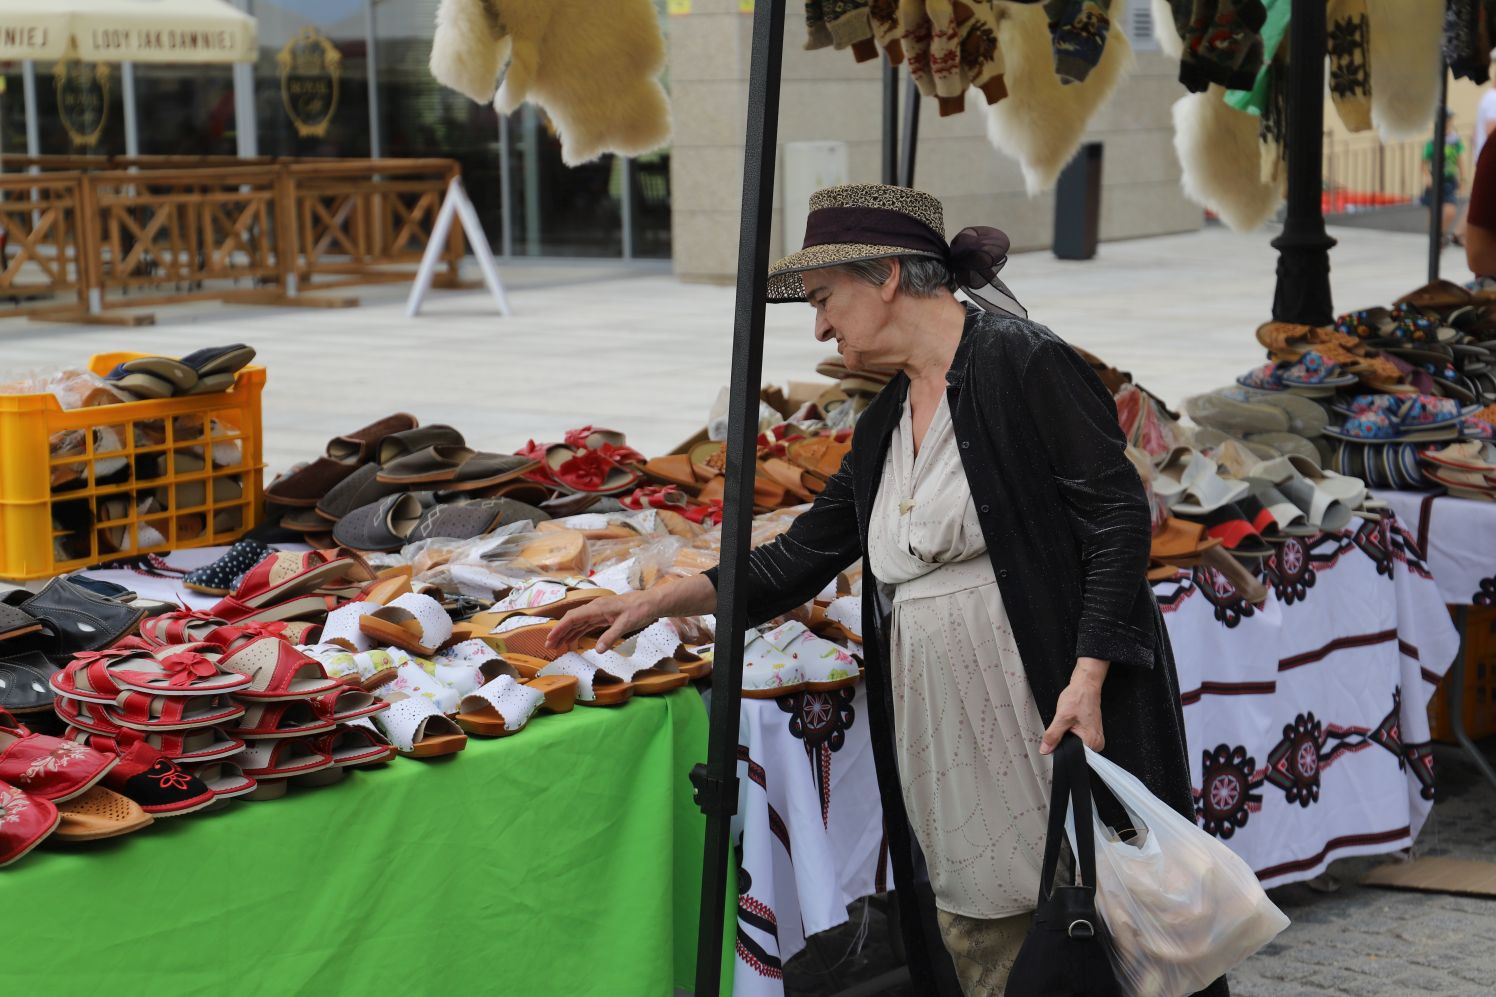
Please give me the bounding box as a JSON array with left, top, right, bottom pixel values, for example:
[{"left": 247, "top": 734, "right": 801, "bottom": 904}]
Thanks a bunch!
[{"left": 5, "top": 691, "right": 710, "bottom": 997}]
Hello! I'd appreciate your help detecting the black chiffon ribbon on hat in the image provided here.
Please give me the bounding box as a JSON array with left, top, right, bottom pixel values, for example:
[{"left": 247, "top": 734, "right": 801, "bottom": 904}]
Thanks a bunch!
[
  {"left": 949, "top": 225, "right": 1026, "bottom": 319},
  {"left": 799, "top": 207, "right": 1026, "bottom": 318}
]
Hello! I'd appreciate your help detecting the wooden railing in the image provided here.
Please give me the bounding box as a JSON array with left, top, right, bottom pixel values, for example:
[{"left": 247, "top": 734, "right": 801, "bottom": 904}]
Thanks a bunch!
[{"left": 0, "top": 158, "right": 465, "bottom": 320}]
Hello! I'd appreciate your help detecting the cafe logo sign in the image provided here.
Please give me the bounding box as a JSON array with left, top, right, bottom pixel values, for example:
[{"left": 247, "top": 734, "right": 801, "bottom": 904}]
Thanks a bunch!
[
  {"left": 54, "top": 57, "right": 110, "bottom": 148},
  {"left": 277, "top": 27, "right": 340, "bottom": 139}
]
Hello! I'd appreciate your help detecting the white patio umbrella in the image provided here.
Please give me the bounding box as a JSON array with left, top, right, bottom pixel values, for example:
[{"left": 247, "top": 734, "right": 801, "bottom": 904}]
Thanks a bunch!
[{"left": 0, "top": 0, "right": 256, "bottom": 64}]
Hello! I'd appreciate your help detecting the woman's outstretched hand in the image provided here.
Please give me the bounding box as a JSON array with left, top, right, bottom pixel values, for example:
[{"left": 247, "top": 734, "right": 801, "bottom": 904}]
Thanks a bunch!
[
  {"left": 546, "top": 590, "right": 662, "bottom": 653},
  {"left": 1040, "top": 657, "right": 1109, "bottom": 754}
]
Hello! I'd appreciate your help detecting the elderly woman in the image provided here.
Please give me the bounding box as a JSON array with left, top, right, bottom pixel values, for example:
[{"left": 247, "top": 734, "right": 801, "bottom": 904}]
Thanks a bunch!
[{"left": 550, "top": 184, "right": 1224, "bottom": 996}]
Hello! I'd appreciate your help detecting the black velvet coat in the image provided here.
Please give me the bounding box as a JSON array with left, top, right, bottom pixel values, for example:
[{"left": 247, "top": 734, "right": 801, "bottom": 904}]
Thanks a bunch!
[{"left": 709, "top": 306, "right": 1226, "bottom": 994}]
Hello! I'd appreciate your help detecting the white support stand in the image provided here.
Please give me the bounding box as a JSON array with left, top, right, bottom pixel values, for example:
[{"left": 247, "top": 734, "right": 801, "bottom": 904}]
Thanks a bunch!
[{"left": 406, "top": 176, "right": 511, "bottom": 318}]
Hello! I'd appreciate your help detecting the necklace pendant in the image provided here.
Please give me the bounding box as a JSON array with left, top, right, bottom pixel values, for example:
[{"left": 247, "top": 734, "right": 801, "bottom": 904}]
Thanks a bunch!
[{"left": 899, "top": 499, "right": 915, "bottom": 515}]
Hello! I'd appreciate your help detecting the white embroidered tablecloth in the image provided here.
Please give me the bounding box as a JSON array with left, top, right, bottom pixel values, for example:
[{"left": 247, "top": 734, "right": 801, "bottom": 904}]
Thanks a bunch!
[
  {"left": 731, "top": 683, "right": 891, "bottom": 996},
  {"left": 1154, "top": 513, "right": 1458, "bottom": 887},
  {"left": 1374, "top": 490, "right": 1496, "bottom": 607}
]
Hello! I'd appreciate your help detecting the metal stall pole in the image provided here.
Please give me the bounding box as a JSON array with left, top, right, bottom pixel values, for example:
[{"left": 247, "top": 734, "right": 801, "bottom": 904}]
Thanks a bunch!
[
  {"left": 691, "top": 1, "right": 786, "bottom": 994},
  {"left": 1428, "top": 64, "right": 1449, "bottom": 282},
  {"left": 882, "top": 56, "right": 899, "bottom": 185},
  {"left": 899, "top": 75, "right": 921, "bottom": 187},
  {"left": 1271, "top": 0, "right": 1336, "bottom": 325}
]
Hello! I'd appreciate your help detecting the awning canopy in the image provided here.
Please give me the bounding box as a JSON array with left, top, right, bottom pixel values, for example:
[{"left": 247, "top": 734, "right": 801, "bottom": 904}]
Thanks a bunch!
[{"left": 0, "top": 0, "right": 257, "bottom": 64}]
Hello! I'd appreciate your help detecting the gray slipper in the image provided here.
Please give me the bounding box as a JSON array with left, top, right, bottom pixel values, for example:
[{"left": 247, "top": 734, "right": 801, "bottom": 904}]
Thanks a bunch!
[
  {"left": 408, "top": 498, "right": 547, "bottom": 543},
  {"left": 1184, "top": 392, "right": 1290, "bottom": 436},
  {"left": 375, "top": 446, "right": 537, "bottom": 491},
  {"left": 316, "top": 464, "right": 408, "bottom": 523},
  {"left": 378, "top": 425, "right": 465, "bottom": 465},
  {"left": 333, "top": 493, "right": 423, "bottom": 552},
  {"left": 1227, "top": 387, "right": 1329, "bottom": 437},
  {"left": 122, "top": 356, "right": 198, "bottom": 393}
]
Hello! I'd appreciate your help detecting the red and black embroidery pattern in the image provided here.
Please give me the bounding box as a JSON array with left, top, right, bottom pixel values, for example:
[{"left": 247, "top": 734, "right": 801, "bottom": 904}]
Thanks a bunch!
[
  {"left": 1266, "top": 713, "right": 1326, "bottom": 807},
  {"left": 779, "top": 687, "right": 858, "bottom": 828},
  {"left": 1195, "top": 744, "right": 1265, "bottom": 839}
]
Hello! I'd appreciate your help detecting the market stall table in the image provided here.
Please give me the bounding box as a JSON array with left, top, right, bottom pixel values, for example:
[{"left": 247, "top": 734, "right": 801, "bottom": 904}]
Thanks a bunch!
[{"left": 4, "top": 690, "right": 706, "bottom": 997}]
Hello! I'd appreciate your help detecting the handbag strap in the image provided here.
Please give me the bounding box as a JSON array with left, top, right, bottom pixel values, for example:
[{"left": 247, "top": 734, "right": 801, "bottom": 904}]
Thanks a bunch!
[{"left": 1037, "top": 733, "right": 1099, "bottom": 902}]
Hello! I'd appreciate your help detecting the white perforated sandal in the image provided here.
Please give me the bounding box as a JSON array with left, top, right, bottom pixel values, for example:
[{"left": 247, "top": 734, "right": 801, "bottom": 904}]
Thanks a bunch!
[
  {"left": 372, "top": 692, "right": 467, "bottom": 758},
  {"left": 455, "top": 673, "right": 577, "bottom": 736},
  {"left": 536, "top": 654, "right": 633, "bottom": 707},
  {"left": 358, "top": 593, "right": 453, "bottom": 656}
]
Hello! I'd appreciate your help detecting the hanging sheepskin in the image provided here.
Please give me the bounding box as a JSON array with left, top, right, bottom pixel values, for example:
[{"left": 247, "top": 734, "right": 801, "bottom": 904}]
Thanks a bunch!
[
  {"left": 429, "top": 0, "right": 671, "bottom": 166},
  {"left": 1172, "top": 86, "right": 1284, "bottom": 231},
  {"left": 984, "top": 0, "right": 1134, "bottom": 194},
  {"left": 1366, "top": 0, "right": 1442, "bottom": 141}
]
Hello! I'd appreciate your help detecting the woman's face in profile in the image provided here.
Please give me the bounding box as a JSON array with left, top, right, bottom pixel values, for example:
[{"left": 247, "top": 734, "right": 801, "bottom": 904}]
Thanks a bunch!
[{"left": 803, "top": 266, "right": 895, "bottom": 371}]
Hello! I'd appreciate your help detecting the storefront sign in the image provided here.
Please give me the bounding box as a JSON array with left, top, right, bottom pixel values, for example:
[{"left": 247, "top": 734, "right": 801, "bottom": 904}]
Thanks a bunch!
[
  {"left": 54, "top": 58, "right": 110, "bottom": 148},
  {"left": 0, "top": 25, "right": 51, "bottom": 55},
  {"left": 86, "top": 28, "right": 242, "bottom": 58},
  {"left": 277, "top": 27, "right": 341, "bottom": 139}
]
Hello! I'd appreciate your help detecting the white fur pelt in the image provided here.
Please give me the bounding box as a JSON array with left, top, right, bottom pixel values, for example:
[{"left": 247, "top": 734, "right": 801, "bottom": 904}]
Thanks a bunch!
[
  {"left": 1152, "top": 0, "right": 1183, "bottom": 59},
  {"left": 430, "top": 0, "right": 506, "bottom": 103},
  {"left": 429, "top": 0, "right": 671, "bottom": 166},
  {"left": 1367, "top": 0, "right": 1443, "bottom": 142},
  {"left": 1172, "top": 87, "right": 1284, "bottom": 231},
  {"left": 985, "top": 0, "right": 1134, "bottom": 195}
]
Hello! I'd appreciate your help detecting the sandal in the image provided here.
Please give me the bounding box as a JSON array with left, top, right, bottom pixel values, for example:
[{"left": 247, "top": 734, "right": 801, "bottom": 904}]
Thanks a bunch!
[
  {"left": 311, "top": 686, "right": 389, "bottom": 724},
  {"left": 211, "top": 551, "right": 373, "bottom": 623},
  {"left": 377, "top": 424, "right": 465, "bottom": 465},
  {"left": 544, "top": 445, "right": 643, "bottom": 495},
  {"left": 316, "top": 724, "right": 397, "bottom": 768},
  {"left": 455, "top": 673, "right": 577, "bottom": 736},
  {"left": 67, "top": 644, "right": 253, "bottom": 698},
  {"left": 235, "top": 737, "right": 334, "bottom": 780},
  {"left": 358, "top": 593, "right": 453, "bottom": 657},
  {"left": 535, "top": 655, "right": 635, "bottom": 706},
  {"left": 740, "top": 631, "right": 806, "bottom": 699},
  {"left": 333, "top": 493, "right": 425, "bottom": 553},
  {"left": 232, "top": 700, "right": 337, "bottom": 739},
  {"left": 325, "top": 412, "right": 419, "bottom": 464},
  {"left": 94, "top": 738, "right": 215, "bottom": 817},
  {"left": 182, "top": 539, "right": 275, "bottom": 596},
  {"left": 0, "top": 779, "right": 61, "bottom": 867},
  {"left": 218, "top": 636, "right": 343, "bottom": 701},
  {"left": 51, "top": 785, "right": 153, "bottom": 840},
  {"left": 809, "top": 595, "right": 862, "bottom": 644},
  {"left": 372, "top": 660, "right": 461, "bottom": 715},
  {"left": 297, "top": 643, "right": 401, "bottom": 691},
  {"left": 0, "top": 712, "right": 118, "bottom": 802},
  {"left": 0, "top": 652, "right": 61, "bottom": 715},
  {"left": 759, "top": 621, "right": 860, "bottom": 691},
  {"left": 372, "top": 692, "right": 467, "bottom": 758},
  {"left": 106, "top": 691, "right": 247, "bottom": 732},
  {"left": 376, "top": 445, "right": 538, "bottom": 490},
  {"left": 183, "top": 760, "right": 257, "bottom": 800}
]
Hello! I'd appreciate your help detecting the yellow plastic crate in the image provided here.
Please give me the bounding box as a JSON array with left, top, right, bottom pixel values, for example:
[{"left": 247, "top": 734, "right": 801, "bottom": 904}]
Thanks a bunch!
[{"left": 0, "top": 352, "right": 265, "bottom": 580}]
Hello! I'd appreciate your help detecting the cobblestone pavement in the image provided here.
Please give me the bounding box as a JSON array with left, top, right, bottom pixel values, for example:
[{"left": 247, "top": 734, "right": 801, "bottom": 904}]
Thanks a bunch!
[{"left": 784, "top": 740, "right": 1496, "bottom": 997}]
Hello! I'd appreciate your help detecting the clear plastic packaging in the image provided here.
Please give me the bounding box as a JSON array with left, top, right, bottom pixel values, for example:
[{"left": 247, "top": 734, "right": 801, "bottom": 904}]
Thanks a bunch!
[{"left": 1068, "top": 747, "right": 1290, "bottom": 997}]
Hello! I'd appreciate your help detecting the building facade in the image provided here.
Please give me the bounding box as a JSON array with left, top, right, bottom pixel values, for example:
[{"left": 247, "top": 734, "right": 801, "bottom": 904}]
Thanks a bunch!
[{"left": 1, "top": 0, "right": 1201, "bottom": 273}]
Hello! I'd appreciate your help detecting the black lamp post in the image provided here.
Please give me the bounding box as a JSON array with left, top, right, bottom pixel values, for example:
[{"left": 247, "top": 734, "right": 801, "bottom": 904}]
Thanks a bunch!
[{"left": 1271, "top": 0, "right": 1337, "bottom": 326}]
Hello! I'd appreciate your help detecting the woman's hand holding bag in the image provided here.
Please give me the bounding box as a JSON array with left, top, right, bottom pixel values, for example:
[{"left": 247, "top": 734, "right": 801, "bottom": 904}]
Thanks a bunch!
[
  {"left": 1005, "top": 733, "right": 1125, "bottom": 997},
  {"left": 1067, "top": 746, "right": 1291, "bottom": 997}
]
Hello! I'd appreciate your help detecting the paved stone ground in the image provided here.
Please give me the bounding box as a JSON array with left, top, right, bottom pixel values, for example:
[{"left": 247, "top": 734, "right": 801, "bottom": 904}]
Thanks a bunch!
[{"left": 783, "top": 739, "right": 1496, "bottom": 997}]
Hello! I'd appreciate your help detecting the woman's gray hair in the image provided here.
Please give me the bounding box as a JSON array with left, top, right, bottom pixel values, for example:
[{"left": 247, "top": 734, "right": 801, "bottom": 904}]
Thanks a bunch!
[{"left": 828, "top": 255, "right": 957, "bottom": 297}]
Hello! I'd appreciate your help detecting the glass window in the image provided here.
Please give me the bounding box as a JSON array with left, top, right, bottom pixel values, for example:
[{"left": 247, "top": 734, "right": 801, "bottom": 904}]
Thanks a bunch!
[
  {"left": 132, "top": 65, "right": 237, "bottom": 157},
  {"left": 250, "top": 0, "right": 370, "bottom": 158}
]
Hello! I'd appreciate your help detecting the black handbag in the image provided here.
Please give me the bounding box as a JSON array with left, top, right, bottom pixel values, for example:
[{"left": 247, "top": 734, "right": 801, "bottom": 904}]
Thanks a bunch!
[{"left": 1004, "top": 733, "right": 1124, "bottom": 997}]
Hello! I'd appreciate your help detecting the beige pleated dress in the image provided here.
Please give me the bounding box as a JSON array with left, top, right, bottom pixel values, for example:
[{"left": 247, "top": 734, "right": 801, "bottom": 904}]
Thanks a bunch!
[{"left": 867, "top": 392, "right": 1053, "bottom": 919}]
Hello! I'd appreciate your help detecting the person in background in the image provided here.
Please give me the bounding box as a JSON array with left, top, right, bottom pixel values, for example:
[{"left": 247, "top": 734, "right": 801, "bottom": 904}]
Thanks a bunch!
[
  {"left": 1465, "top": 116, "right": 1496, "bottom": 281},
  {"left": 1475, "top": 55, "right": 1496, "bottom": 164},
  {"left": 1424, "top": 111, "right": 1465, "bottom": 245}
]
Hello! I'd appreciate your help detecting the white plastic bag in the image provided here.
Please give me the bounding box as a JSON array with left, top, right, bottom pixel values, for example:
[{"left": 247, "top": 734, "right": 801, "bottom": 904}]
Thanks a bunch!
[{"left": 1067, "top": 747, "right": 1290, "bottom": 997}]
